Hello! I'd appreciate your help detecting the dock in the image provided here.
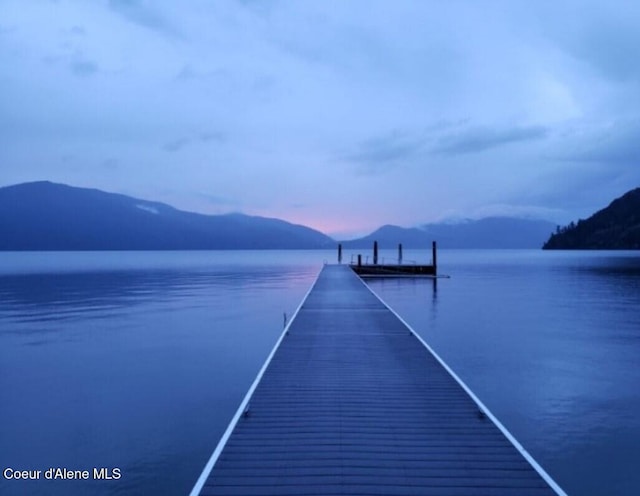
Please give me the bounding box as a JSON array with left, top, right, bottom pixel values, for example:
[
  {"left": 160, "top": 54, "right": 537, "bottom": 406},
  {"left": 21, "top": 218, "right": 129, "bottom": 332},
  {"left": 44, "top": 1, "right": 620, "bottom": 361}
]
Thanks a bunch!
[
  {"left": 346, "top": 241, "right": 438, "bottom": 278},
  {"left": 191, "top": 264, "right": 566, "bottom": 496}
]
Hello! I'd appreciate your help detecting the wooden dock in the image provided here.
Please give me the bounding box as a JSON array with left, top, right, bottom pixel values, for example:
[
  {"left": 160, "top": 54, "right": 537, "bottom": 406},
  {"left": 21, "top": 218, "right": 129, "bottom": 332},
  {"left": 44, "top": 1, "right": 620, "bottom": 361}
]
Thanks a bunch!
[
  {"left": 346, "top": 241, "right": 438, "bottom": 278},
  {"left": 191, "top": 264, "right": 566, "bottom": 496}
]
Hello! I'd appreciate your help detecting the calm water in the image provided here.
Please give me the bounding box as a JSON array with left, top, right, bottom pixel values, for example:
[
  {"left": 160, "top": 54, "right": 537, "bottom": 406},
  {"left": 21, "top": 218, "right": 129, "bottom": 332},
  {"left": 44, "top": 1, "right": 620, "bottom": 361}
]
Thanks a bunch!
[
  {"left": 367, "top": 249, "right": 640, "bottom": 496},
  {"left": 1, "top": 250, "right": 639, "bottom": 495}
]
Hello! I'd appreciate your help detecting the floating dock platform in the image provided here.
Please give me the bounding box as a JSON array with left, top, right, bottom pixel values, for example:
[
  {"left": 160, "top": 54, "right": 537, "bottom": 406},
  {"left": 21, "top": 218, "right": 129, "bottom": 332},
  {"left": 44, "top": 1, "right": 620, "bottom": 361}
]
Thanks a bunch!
[
  {"left": 191, "top": 264, "right": 566, "bottom": 496},
  {"left": 346, "top": 241, "right": 438, "bottom": 278},
  {"left": 350, "top": 263, "right": 437, "bottom": 277}
]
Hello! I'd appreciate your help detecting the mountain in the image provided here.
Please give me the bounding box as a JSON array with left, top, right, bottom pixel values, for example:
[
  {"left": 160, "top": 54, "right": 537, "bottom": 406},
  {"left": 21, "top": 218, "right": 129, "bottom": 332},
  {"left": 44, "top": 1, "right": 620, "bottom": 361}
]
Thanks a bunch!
[
  {"left": 0, "top": 181, "right": 334, "bottom": 250},
  {"left": 342, "top": 217, "right": 557, "bottom": 249},
  {"left": 543, "top": 188, "right": 640, "bottom": 249}
]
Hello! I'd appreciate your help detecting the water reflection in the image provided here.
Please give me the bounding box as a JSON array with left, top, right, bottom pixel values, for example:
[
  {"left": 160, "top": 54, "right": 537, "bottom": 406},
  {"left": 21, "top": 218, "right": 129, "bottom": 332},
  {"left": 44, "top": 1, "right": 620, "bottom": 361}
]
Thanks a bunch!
[
  {"left": 366, "top": 250, "right": 640, "bottom": 496},
  {"left": 365, "top": 276, "right": 440, "bottom": 329},
  {"left": 0, "top": 251, "right": 321, "bottom": 496},
  {"left": 0, "top": 261, "right": 316, "bottom": 325},
  {"left": 3, "top": 249, "right": 639, "bottom": 496}
]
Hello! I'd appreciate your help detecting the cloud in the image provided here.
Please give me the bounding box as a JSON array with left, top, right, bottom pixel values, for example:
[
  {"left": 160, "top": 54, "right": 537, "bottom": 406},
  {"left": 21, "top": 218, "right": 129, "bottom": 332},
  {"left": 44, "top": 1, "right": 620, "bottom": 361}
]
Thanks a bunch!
[
  {"left": 101, "top": 158, "right": 119, "bottom": 170},
  {"left": 68, "top": 25, "right": 86, "bottom": 37},
  {"left": 198, "top": 193, "right": 234, "bottom": 205},
  {"left": 558, "top": 120, "right": 640, "bottom": 165},
  {"left": 3, "top": 0, "right": 640, "bottom": 238},
  {"left": 0, "top": 25, "right": 16, "bottom": 36},
  {"left": 108, "top": 0, "right": 179, "bottom": 37},
  {"left": 461, "top": 203, "right": 567, "bottom": 222},
  {"left": 162, "top": 138, "right": 190, "bottom": 153},
  {"left": 342, "top": 121, "right": 549, "bottom": 175},
  {"left": 69, "top": 57, "right": 98, "bottom": 77},
  {"left": 546, "top": 4, "right": 640, "bottom": 83},
  {"left": 432, "top": 125, "right": 548, "bottom": 156},
  {"left": 175, "top": 64, "right": 222, "bottom": 82},
  {"left": 343, "top": 130, "right": 426, "bottom": 175},
  {"left": 196, "top": 192, "right": 243, "bottom": 212},
  {"left": 199, "top": 132, "right": 225, "bottom": 143},
  {"left": 237, "top": 0, "right": 278, "bottom": 17},
  {"left": 41, "top": 47, "right": 99, "bottom": 77},
  {"left": 582, "top": 26, "right": 640, "bottom": 82},
  {"left": 162, "top": 132, "right": 226, "bottom": 152},
  {"left": 509, "top": 157, "right": 640, "bottom": 223}
]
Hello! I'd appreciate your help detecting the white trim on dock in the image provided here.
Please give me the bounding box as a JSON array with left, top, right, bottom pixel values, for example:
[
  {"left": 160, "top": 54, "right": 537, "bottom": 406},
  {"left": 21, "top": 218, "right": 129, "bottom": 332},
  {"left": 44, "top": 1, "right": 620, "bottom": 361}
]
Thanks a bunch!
[
  {"left": 356, "top": 274, "right": 569, "bottom": 496},
  {"left": 188, "top": 266, "right": 323, "bottom": 496}
]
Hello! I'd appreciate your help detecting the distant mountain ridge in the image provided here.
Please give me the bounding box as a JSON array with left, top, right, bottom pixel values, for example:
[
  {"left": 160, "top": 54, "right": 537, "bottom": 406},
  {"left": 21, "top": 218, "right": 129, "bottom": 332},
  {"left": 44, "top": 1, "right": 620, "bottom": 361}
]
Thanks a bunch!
[
  {"left": 0, "top": 181, "right": 334, "bottom": 250},
  {"left": 342, "top": 217, "right": 556, "bottom": 249},
  {"left": 543, "top": 187, "right": 640, "bottom": 249},
  {"left": 1, "top": 181, "right": 561, "bottom": 251}
]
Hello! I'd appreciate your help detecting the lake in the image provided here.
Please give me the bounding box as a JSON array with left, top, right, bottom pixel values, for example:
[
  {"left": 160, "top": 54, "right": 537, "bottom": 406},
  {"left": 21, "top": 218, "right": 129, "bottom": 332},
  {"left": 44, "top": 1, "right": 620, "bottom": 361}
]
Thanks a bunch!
[{"left": 1, "top": 249, "right": 639, "bottom": 495}]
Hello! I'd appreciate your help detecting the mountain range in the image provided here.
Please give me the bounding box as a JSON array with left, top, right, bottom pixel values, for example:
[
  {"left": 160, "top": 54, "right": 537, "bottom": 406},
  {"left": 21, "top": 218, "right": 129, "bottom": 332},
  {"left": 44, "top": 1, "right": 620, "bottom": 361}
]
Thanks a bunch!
[
  {"left": 543, "top": 187, "right": 640, "bottom": 249},
  {"left": 0, "top": 181, "right": 558, "bottom": 250},
  {"left": 0, "top": 181, "right": 333, "bottom": 250},
  {"left": 343, "top": 217, "right": 556, "bottom": 249}
]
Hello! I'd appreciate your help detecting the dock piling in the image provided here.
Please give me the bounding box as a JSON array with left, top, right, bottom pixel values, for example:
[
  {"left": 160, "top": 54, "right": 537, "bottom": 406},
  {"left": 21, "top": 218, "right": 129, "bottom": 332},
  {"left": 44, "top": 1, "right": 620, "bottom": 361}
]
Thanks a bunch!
[
  {"left": 373, "top": 241, "right": 378, "bottom": 265},
  {"left": 338, "top": 243, "right": 342, "bottom": 264},
  {"left": 432, "top": 241, "right": 437, "bottom": 275},
  {"left": 398, "top": 243, "right": 403, "bottom": 264}
]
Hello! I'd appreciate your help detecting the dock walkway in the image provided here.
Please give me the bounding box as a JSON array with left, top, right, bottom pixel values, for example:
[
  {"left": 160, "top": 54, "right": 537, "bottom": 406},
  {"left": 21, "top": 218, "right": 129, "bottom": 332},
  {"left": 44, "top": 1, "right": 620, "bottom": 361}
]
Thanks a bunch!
[{"left": 192, "top": 264, "right": 566, "bottom": 496}]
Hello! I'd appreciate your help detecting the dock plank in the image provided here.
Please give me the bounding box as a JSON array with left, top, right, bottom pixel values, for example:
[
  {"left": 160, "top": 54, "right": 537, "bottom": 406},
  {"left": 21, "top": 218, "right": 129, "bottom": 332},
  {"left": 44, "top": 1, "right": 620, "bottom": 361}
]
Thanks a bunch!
[{"left": 193, "top": 264, "right": 565, "bottom": 496}]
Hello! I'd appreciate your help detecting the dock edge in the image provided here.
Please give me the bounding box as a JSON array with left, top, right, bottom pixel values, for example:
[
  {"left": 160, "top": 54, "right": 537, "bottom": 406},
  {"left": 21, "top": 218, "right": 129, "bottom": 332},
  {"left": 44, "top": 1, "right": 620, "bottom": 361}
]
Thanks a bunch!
[
  {"left": 356, "top": 274, "right": 569, "bottom": 496},
  {"left": 188, "top": 265, "right": 324, "bottom": 496}
]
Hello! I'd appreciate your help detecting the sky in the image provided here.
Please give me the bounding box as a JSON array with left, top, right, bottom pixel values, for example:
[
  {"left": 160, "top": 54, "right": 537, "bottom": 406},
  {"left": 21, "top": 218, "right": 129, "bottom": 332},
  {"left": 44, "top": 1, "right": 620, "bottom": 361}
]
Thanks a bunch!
[{"left": 1, "top": 0, "right": 640, "bottom": 238}]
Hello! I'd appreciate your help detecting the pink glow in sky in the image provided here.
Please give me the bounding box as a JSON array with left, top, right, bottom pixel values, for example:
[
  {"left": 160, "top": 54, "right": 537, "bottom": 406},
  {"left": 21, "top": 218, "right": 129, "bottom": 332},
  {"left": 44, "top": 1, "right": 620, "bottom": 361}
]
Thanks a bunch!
[{"left": 1, "top": 1, "right": 640, "bottom": 237}]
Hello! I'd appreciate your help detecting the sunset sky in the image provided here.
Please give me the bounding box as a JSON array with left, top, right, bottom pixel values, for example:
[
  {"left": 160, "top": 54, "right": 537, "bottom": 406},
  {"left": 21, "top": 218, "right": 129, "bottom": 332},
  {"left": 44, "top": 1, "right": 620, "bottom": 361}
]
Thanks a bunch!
[{"left": 2, "top": 0, "right": 639, "bottom": 237}]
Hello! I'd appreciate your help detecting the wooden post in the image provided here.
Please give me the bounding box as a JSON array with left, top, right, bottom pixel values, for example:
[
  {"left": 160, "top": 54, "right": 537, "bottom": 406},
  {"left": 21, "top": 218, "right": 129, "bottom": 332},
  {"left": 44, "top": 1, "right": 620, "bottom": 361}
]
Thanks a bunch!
[
  {"left": 338, "top": 244, "right": 342, "bottom": 264},
  {"left": 357, "top": 254, "right": 362, "bottom": 268},
  {"left": 432, "top": 241, "right": 437, "bottom": 275},
  {"left": 398, "top": 243, "right": 403, "bottom": 264},
  {"left": 373, "top": 241, "right": 378, "bottom": 265}
]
